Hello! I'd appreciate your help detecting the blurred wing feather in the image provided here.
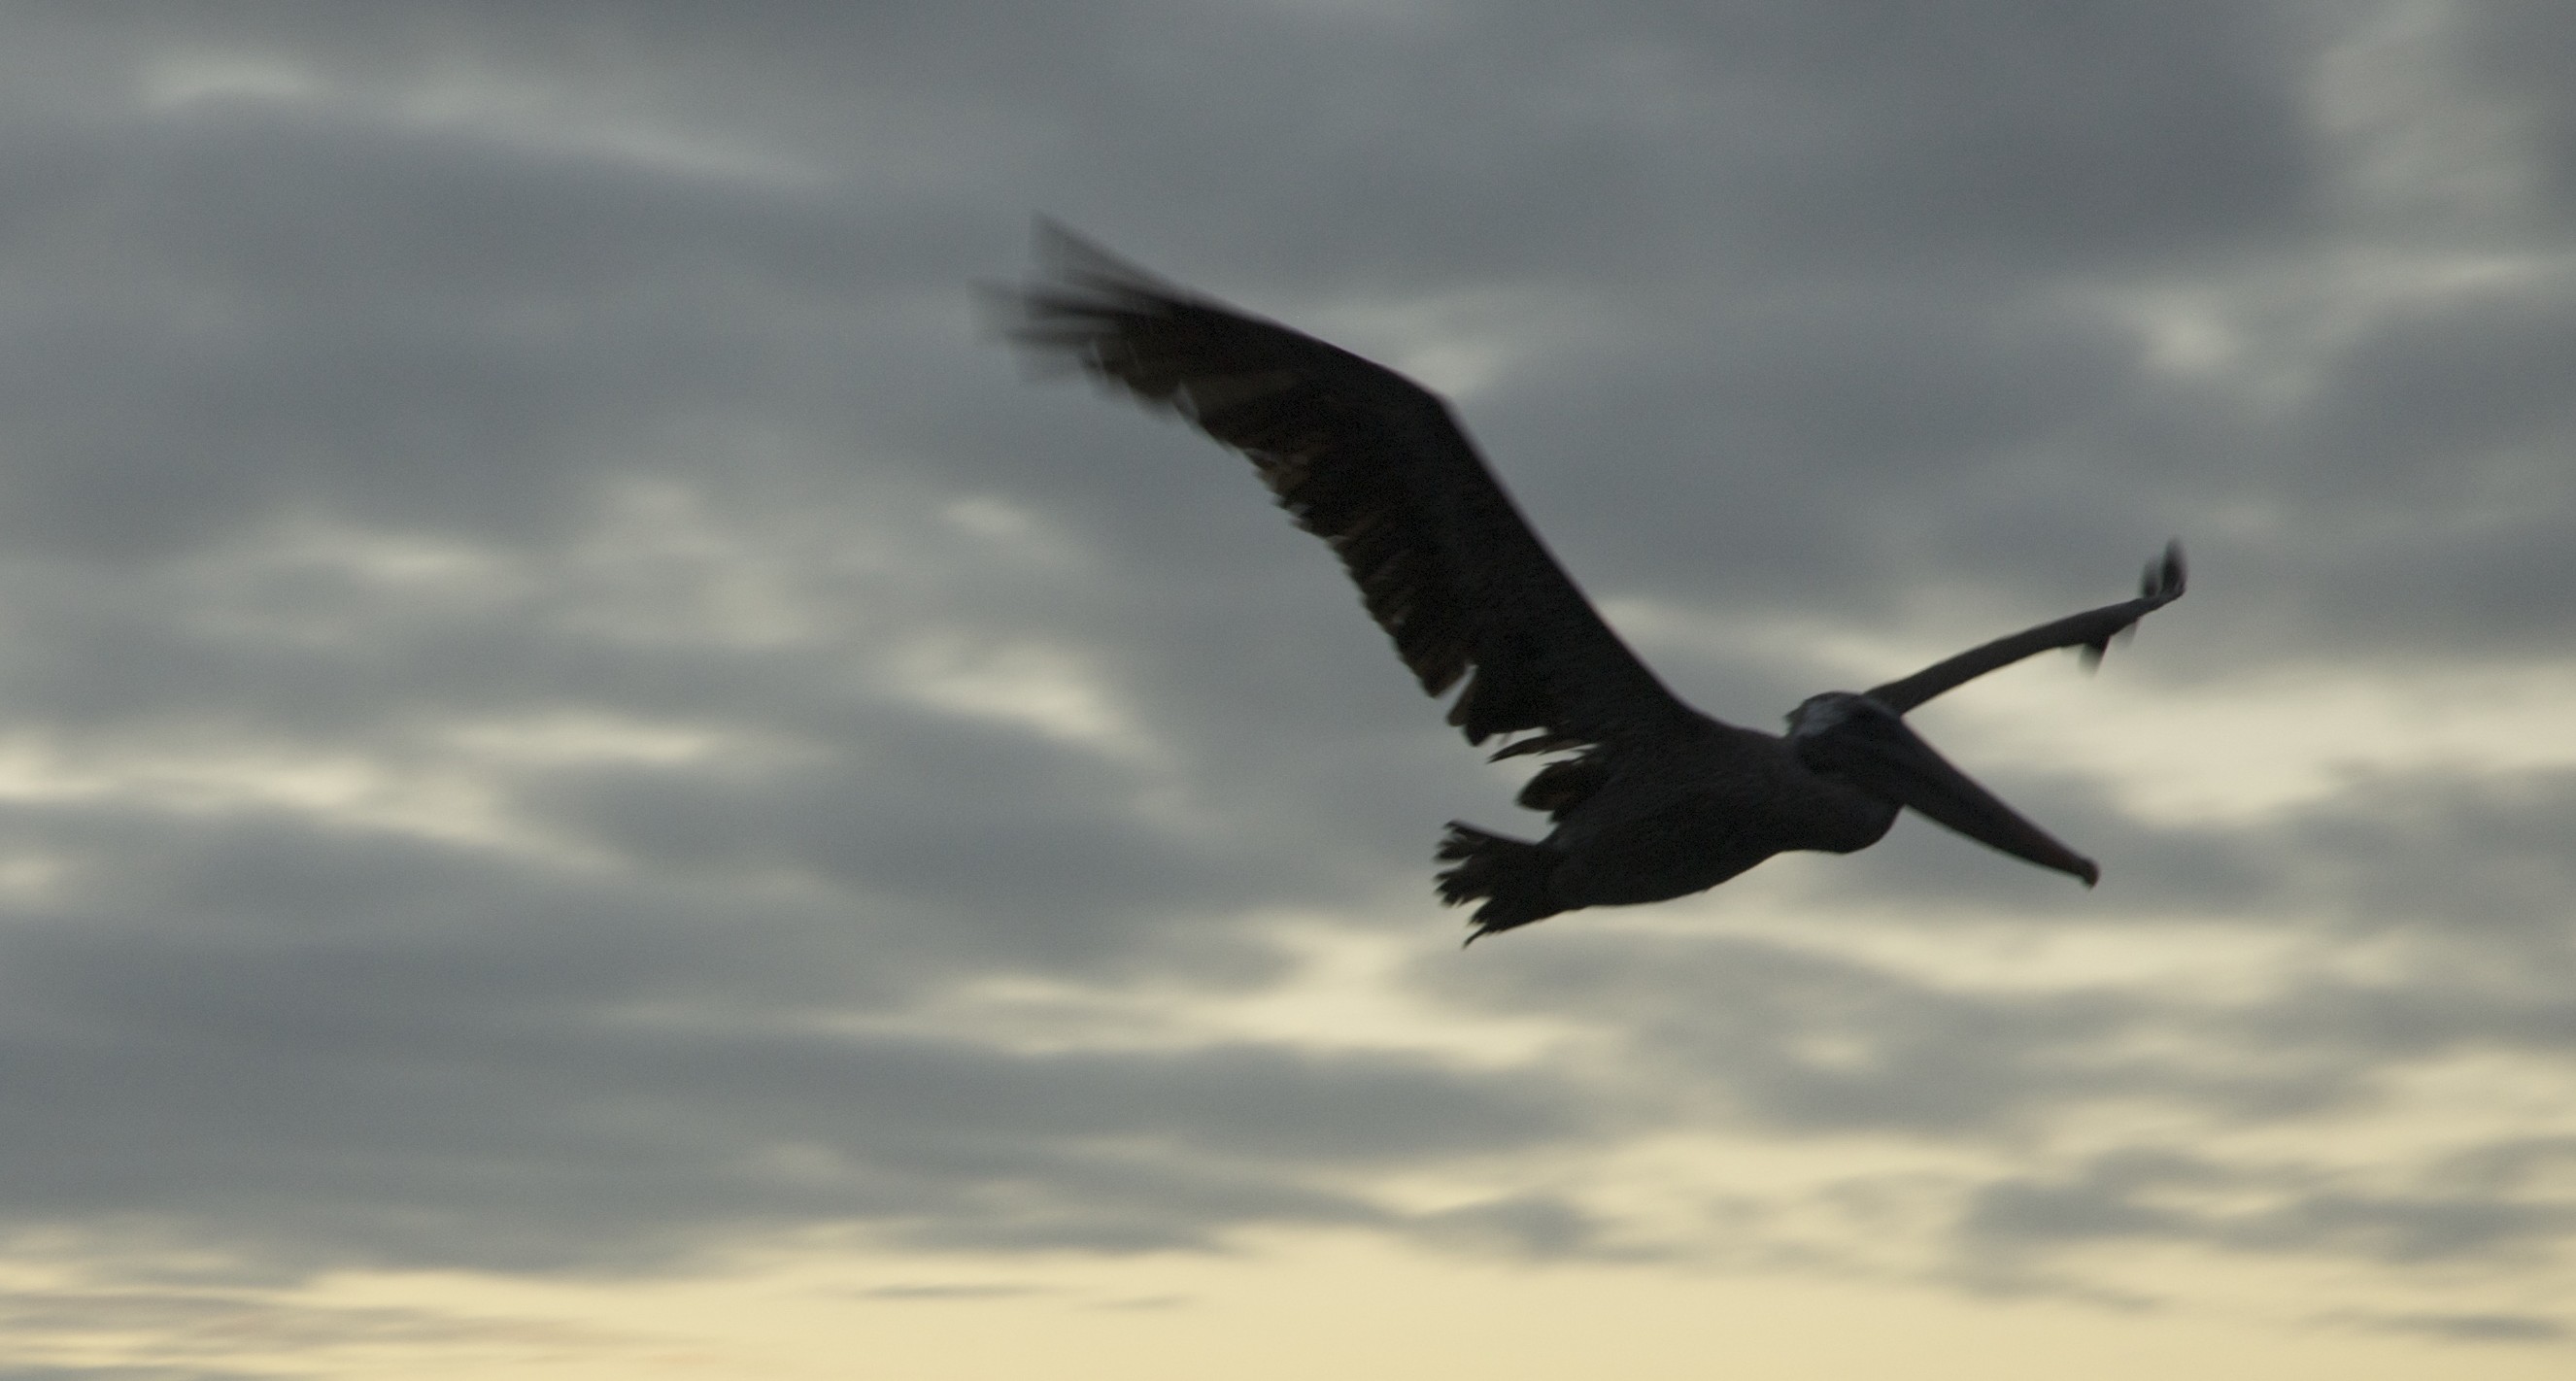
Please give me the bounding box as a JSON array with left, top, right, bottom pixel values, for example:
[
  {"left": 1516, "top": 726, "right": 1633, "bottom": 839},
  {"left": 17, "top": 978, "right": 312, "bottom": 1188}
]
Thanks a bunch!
[{"left": 1007, "top": 224, "right": 1706, "bottom": 758}]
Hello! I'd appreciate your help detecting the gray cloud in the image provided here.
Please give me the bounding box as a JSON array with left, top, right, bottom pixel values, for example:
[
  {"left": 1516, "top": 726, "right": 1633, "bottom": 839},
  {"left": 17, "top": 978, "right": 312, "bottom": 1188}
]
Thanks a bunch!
[
  {"left": 0, "top": 1370, "right": 284, "bottom": 1381},
  {"left": 0, "top": 1272, "right": 619, "bottom": 1380},
  {"left": 0, "top": 810, "right": 1588, "bottom": 1269},
  {"left": 1430, "top": 758, "right": 2576, "bottom": 1130},
  {"left": 1410, "top": 1193, "right": 1641, "bottom": 1263},
  {"left": 2326, "top": 1310, "right": 2567, "bottom": 1344},
  {"left": 850, "top": 1282, "right": 1042, "bottom": 1300},
  {"left": 1960, "top": 1147, "right": 2576, "bottom": 1265},
  {"left": 2458, "top": 0, "right": 2576, "bottom": 216}
]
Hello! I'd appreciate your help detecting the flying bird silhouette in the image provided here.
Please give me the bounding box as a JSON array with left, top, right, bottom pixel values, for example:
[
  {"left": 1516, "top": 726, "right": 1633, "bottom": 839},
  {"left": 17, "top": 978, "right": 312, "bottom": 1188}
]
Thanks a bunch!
[{"left": 1002, "top": 226, "right": 2186, "bottom": 941}]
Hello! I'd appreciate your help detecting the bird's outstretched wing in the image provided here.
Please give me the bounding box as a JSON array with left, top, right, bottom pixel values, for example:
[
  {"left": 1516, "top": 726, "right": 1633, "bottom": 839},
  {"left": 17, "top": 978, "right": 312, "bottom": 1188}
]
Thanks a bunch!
[
  {"left": 1864, "top": 542, "right": 2187, "bottom": 715},
  {"left": 1003, "top": 223, "right": 1708, "bottom": 765}
]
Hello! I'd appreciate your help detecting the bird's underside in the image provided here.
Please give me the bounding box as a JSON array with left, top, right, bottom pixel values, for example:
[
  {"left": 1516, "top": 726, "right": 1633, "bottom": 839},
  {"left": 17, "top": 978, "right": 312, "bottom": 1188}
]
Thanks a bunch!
[{"left": 1002, "top": 223, "right": 2187, "bottom": 941}]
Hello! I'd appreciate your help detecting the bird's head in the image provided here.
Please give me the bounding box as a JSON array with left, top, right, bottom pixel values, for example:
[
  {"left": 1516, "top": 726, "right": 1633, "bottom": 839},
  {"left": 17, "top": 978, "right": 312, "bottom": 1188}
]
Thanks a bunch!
[
  {"left": 1784, "top": 690, "right": 1866, "bottom": 740},
  {"left": 1786, "top": 690, "right": 2099, "bottom": 887}
]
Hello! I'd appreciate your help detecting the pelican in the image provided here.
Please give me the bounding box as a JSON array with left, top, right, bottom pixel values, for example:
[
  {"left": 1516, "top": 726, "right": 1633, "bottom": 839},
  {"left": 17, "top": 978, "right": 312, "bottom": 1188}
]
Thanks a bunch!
[{"left": 1002, "top": 227, "right": 2185, "bottom": 941}]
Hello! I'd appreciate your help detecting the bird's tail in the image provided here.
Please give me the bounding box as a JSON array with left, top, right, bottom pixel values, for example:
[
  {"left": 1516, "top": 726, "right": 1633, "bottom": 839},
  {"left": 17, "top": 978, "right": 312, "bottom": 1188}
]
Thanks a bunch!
[{"left": 1435, "top": 823, "right": 1564, "bottom": 944}]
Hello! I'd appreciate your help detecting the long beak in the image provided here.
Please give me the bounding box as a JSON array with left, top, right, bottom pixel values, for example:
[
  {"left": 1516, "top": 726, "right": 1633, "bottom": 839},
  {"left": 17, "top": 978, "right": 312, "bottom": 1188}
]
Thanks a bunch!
[{"left": 1799, "top": 700, "right": 2099, "bottom": 886}]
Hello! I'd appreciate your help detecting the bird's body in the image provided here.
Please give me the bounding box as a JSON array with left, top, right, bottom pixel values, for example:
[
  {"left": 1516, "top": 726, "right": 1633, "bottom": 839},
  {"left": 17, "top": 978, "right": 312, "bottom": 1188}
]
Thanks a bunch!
[
  {"left": 1003, "top": 226, "right": 2185, "bottom": 940},
  {"left": 1446, "top": 719, "right": 1895, "bottom": 932}
]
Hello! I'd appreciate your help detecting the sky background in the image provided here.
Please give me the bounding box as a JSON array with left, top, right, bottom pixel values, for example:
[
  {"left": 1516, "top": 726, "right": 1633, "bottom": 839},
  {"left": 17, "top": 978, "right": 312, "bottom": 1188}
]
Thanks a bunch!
[{"left": 1, "top": 3, "right": 2574, "bottom": 1377}]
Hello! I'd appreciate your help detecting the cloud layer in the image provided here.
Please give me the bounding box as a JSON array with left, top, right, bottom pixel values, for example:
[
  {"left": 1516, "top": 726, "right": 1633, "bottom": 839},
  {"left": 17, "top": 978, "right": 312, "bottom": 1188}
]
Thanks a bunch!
[{"left": 0, "top": 1, "right": 2571, "bottom": 1362}]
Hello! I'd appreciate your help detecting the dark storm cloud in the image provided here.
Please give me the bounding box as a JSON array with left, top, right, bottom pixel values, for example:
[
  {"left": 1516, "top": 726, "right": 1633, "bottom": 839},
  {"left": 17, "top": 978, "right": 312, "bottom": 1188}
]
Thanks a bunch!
[{"left": 0, "top": 0, "right": 2568, "bottom": 1326}]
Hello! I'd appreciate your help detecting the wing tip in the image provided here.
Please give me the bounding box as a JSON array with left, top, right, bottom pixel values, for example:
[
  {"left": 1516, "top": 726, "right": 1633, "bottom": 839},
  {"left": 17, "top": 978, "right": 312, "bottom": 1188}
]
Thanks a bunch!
[
  {"left": 1027, "top": 216, "right": 1193, "bottom": 303},
  {"left": 2081, "top": 538, "right": 2188, "bottom": 672},
  {"left": 2143, "top": 539, "right": 2186, "bottom": 603}
]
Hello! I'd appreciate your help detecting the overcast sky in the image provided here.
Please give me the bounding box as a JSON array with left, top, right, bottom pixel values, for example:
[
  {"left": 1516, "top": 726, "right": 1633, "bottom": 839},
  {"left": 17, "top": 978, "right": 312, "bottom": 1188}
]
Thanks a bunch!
[{"left": 2, "top": 3, "right": 2575, "bottom": 1377}]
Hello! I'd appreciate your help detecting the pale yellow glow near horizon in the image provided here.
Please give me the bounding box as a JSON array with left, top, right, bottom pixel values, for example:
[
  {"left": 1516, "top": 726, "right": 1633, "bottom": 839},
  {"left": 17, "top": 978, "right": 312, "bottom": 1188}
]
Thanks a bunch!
[{"left": 7, "top": 1232, "right": 2565, "bottom": 1380}]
